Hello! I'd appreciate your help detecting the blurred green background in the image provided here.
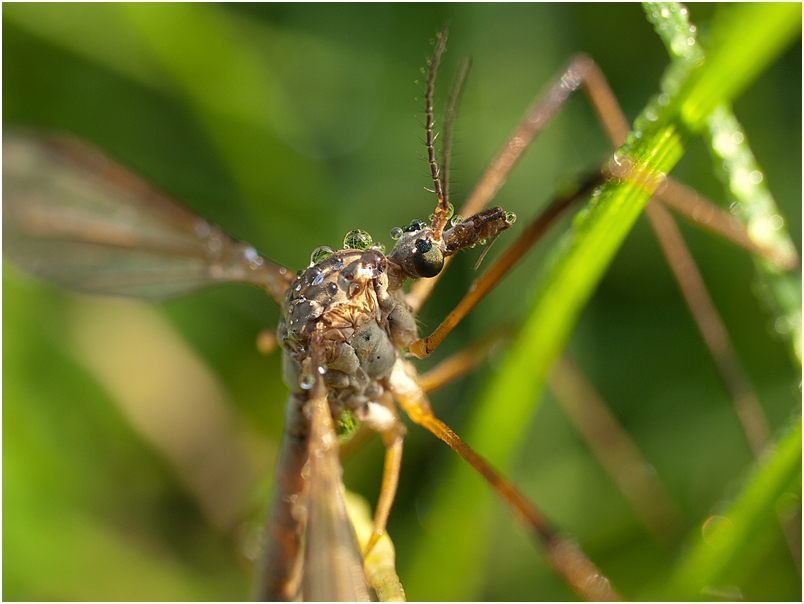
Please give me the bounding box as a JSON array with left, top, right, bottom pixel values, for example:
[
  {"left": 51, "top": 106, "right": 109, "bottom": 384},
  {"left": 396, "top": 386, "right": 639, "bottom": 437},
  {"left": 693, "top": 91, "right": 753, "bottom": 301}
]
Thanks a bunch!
[{"left": 3, "top": 3, "right": 800, "bottom": 601}]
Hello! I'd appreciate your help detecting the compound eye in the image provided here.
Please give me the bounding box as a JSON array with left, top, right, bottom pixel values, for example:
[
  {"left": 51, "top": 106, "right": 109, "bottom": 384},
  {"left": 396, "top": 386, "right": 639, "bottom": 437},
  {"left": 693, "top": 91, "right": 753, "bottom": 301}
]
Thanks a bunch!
[
  {"left": 403, "top": 219, "right": 427, "bottom": 233},
  {"left": 412, "top": 238, "right": 444, "bottom": 278}
]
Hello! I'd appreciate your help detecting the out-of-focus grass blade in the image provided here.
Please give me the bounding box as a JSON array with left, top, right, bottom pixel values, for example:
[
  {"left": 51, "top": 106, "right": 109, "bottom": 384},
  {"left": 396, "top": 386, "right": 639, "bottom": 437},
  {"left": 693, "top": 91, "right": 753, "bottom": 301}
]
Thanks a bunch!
[
  {"left": 404, "top": 4, "right": 801, "bottom": 599},
  {"left": 2, "top": 279, "right": 247, "bottom": 601},
  {"left": 657, "top": 417, "right": 802, "bottom": 601},
  {"left": 648, "top": 2, "right": 802, "bottom": 367}
]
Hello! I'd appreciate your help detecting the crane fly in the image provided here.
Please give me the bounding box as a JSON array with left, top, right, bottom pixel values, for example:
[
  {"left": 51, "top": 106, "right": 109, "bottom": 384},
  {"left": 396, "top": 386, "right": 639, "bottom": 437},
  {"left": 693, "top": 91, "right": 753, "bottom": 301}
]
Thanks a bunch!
[
  {"left": 2, "top": 26, "right": 574, "bottom": 598},
  {"left": 4, "top": 11, "right": 800, "bottom": 602},
  {"left": 4, "top": 20, "right": 632, "bottom": 597}
]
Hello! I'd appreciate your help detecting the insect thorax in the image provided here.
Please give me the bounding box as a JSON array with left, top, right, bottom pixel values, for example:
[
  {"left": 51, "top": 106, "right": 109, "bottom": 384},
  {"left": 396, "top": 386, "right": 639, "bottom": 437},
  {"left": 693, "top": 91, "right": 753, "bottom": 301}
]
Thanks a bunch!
[{"left": 278, "top": 248, "right": 417, "bottom": 421}]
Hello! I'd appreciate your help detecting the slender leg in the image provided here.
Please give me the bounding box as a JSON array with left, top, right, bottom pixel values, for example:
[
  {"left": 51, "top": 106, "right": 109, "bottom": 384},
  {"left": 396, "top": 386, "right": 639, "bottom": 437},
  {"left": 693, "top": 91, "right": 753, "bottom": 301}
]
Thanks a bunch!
[
  {"left": 417, "top": 331, "right": 510, "bottom": 393},
  {"left": 415, "top": 326, "right": 686, "bottom": 546},
  {"left": 548, "top": 354, "right": 684, "bottom": 545},
  {"left": 644, "top": 200, "right": 772, "bottom": 456},
  {"left": 656, "top": 179, "right": 800, "bottom": 270},
  {"left": 402, "top": 44, "right": 784, "bottom": 599},
  {"left": 388, "top": 358, "right": 621, "bottom": 602},
  {"left": 358, "top": 394, "right": 406, "bottom": 556},
  {"left": 410, "top": 52, "right": 790, "bottom": 411}
]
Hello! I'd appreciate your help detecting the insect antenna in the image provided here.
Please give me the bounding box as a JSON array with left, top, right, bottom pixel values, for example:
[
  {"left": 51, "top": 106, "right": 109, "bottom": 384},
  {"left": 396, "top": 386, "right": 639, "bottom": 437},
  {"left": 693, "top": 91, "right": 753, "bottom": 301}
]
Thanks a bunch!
[
  {"left": 424, "top": 27, "right": 449, "bottom": 239},
  {"left": 439, "top": 56, "right": 472, "bottom": 223}
]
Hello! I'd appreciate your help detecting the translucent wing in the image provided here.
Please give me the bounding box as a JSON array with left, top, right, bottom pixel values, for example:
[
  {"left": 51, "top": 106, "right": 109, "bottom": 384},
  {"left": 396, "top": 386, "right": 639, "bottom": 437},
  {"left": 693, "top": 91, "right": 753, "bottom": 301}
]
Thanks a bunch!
[
  {"left": 2, "top": 133, "right": 293, "bottom": 304},
  {"left": 302, "top": 348, "right": 371, "bottom": 601}
]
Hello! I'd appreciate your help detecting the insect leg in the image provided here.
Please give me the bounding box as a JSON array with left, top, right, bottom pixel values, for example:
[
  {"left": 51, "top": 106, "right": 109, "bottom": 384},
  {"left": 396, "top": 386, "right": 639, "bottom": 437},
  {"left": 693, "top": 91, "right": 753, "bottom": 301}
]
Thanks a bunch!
[
  {"left": 415, "top": 300, "right": 686, "bottom": 546},
  {"left": 573, "top": 58, "right": 783, "bottom": 458},
  {"left": 644, "top": 201, "right": 772, "bottom": 456},
  {"left": 655, "top": 179, "right": 800, "bottom": 270},
  {"left": 388, "top": 358, "right": 621, "bottom": 601},
  {"left": 417, "top": 332, "right": 510, "bottom": 393},
  {"left": 547, "top": 354, "right": 684, "bottom": 545},
  {"left": 355, "top": 394, "right": 406, "bottom": 556},
  {"left": 538, "top": 58, "right": 779, "bottom": 457}
]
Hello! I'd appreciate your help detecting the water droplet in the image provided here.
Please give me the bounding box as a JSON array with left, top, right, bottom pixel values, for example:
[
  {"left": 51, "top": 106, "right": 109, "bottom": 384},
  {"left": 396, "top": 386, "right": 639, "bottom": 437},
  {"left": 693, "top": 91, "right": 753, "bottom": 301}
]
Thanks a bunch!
[
  {"left": 775, "top": 316, "right": 792, "bottom": 334},
  {"left": 357, "top": 263, "right": 381, "bottom": 280},
  {"left": 731, "top": 131, "right": 744, "bottom": 145},
  {"left": 505, "top": 211, "right": 517, "bottom": 224},
  {"left": 657, "top": 93, "right": 670, "bottom": 107},
  {"left": 294, "top": 283, "right": 302, "bottom": 291},
  {"left": 207, "top": 234, "right": 222, "bottom": 253},
  {"left": 450, "top": 214, "right": 464, "bottom": 227},
  {"left": 775, "top": 491, "right": 801, "bottom": 519},
  {"left": 371, "top": 242, "right": 386, "bottom": 254},
  {"left": 768, "top": 214, "right": 784, "bottom": 230},
  {"left": 311, "top": 273, "right": 324, "bottom": 286},
  {"left": 478, "top": 238, "right": 487, "bottom": 246},
  {"left": 299, "top": 373, "right": 315, "bottom": 390},
  {"left": 390, "top": 226, "right": 403, "bottom": 240},
  {"left": 343, "top": 229, "right": 373, "bottom": 250},
  {"left": 702, "top": 515, "right": 733, "bottom": 545},
  {"left": 317, "top": 366, "right": 326, "bottom": 375},
  {"left": 310, "top": 245, "right": 334, "bottom": 265},
  {"left": 446, "top": 202, "right": 455, "bottom": 219},
  {"left": 331, "top": 257, "right": 344, "bottom": 271},
  {"left": 428, "top": 212, "right": 436, "bottom": 222},
  {"left": 586, "top": 574, "right": 611, "bottom": 596},
  {"left": 749, "top": 170, "right": 763, "bottom": 184},
  {"left": 326, "top": 282, "right": 338, "bottom": 297}
]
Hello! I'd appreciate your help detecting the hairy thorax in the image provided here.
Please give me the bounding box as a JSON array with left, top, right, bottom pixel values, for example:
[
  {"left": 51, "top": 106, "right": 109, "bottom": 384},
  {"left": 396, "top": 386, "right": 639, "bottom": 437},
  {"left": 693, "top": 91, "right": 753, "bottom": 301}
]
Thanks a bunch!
[{"left": 278, "top": 248, "right": 417, "bottom": 420}]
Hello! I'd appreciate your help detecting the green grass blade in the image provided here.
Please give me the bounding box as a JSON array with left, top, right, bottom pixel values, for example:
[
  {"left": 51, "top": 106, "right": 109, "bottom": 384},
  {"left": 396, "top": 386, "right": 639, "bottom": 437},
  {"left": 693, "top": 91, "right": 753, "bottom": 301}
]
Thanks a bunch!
[
  {"left": 705, "top": 106, "right": 803, "bottom": 366},
  {"left": 404, "top": 4, "right": 801, "bottom": 600},
  {"left": 658, "top": 417, "right": 802, "bottom": 600}
]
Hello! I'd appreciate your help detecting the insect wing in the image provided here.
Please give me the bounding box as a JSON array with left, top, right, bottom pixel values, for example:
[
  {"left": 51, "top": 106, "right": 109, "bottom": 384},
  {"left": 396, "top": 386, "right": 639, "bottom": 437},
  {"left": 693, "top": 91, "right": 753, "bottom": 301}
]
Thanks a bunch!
[
  {"left": 2, "top": 133, "right": 292, "bottom": 302},
  {"left": 303, "top": 373, "right": 370, "bottom": 602}
]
